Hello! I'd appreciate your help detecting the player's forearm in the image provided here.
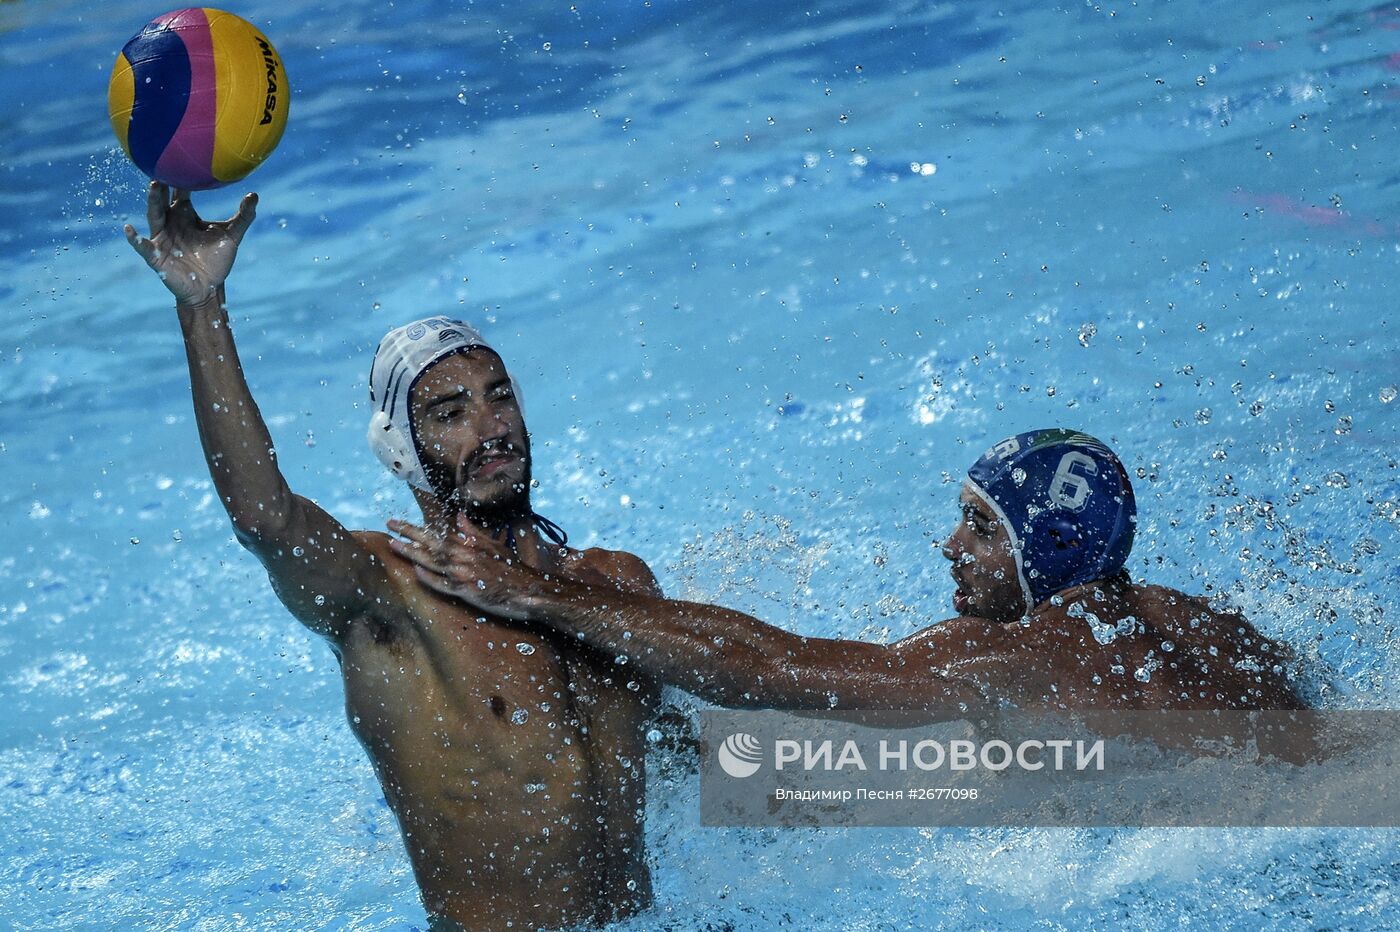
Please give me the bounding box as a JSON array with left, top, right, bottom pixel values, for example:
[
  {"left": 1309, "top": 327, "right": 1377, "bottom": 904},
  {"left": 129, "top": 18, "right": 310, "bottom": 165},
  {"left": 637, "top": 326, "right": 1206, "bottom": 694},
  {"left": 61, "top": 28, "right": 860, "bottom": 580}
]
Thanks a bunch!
[
  {"left": 177, "top": 287, "right": 296, "bottom": 543},
  {"left": 522, "top": 583, "right": 852, "bottom": 709}
]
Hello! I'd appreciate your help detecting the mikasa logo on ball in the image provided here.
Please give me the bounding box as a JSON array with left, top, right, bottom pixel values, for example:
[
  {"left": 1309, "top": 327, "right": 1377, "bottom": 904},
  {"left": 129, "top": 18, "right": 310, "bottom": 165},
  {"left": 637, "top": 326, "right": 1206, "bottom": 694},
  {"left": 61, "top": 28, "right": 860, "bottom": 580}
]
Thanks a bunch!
[{"left": 256, "top": 36, "right": 279, "bottom": 125}]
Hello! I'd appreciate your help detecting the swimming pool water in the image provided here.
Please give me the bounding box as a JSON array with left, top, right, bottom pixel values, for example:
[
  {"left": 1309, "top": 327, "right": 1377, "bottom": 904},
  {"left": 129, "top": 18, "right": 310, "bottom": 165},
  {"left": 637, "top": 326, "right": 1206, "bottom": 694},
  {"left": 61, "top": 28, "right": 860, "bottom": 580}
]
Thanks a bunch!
[{"left": 3, "top": 0, "right": 1399, "bottom": 927}]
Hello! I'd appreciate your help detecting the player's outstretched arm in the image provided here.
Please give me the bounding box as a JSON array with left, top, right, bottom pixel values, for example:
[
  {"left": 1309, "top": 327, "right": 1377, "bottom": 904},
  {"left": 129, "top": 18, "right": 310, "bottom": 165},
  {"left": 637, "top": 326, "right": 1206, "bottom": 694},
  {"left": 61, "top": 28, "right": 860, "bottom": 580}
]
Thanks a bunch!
[
  {"left": 126, "top": 182, "right": 392, "bottom": 640},
  {"left": 389, "top": 516, "right": 987, "bottom": 710}
]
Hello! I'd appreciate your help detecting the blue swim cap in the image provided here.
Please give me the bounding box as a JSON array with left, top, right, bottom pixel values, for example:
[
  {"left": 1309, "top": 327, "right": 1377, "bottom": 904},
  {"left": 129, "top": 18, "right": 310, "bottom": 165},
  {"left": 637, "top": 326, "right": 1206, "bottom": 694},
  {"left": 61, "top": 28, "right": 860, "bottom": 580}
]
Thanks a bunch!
[{"left": 966, "top": 428, "right": 1136, "bottom": 613}]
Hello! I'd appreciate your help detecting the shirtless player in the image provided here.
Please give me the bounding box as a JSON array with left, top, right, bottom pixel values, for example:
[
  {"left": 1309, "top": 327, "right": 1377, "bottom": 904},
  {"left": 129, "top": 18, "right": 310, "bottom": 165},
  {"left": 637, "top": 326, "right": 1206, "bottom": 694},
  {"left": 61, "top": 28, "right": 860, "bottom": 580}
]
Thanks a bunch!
[
  {"left": 125, "top": 183, "right": 660, "bottom": 930},
  {"left": 390, "top": 428, "right": 1303, "bottom": 711}
]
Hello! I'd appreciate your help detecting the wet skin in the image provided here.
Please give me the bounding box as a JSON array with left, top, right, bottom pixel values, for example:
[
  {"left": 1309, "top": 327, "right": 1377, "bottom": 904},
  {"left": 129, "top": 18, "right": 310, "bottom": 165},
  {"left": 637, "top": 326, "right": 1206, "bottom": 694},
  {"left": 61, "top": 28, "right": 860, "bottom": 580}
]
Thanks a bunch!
[
  {"left": 392, "top": 483, "right": 1303, "bottom": 712},
  {"left": 127, "top": 183, "right": 659, "bottom": 930},
  {"left": 937, "top": 483, "right": 1302, "bottom": 709},
  {"left": 340, "top": 527, "right": 660, "bottom": 928}
]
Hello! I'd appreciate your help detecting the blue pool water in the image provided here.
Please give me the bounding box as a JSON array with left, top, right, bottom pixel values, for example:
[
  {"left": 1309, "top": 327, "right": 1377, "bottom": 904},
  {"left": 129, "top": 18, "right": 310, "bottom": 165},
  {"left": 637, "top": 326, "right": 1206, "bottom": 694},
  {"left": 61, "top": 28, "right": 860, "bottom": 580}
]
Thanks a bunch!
[{"left": 4, "top": 0, "right": 1399, "bottom": 927}]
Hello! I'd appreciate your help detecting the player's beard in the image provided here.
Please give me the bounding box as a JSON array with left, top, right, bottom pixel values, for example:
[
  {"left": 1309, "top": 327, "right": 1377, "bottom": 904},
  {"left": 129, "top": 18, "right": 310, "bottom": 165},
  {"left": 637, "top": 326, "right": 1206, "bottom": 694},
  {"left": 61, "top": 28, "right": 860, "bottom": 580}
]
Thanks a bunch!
[
  {"left": 443, "top": 435, "right": 534, "bottom": 528},
  {"left": 457, "top": 458, "right": 532, "bottom": 526}
]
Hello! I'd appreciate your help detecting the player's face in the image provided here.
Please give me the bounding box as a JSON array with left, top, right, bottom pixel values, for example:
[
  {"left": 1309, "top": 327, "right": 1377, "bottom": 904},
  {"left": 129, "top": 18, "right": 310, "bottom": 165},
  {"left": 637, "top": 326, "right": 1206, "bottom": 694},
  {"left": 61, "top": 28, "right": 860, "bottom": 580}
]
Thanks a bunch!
[
  {"left": 941, "top": 483, "right": 1026, "bottom": 622},
  {"left": 409, "top": 349, "right": 531, "bottom": 516}
]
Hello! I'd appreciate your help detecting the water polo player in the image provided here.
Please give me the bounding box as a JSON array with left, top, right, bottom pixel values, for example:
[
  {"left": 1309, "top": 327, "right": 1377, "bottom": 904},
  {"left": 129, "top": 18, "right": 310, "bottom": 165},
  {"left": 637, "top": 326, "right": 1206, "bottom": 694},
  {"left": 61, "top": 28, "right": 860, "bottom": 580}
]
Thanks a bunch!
[
  {"left": 124, "top": 184, "right": 665, "bottom": 931},
  {"left": 394, "top": 428, "right": 1303, "bottom": 711}
]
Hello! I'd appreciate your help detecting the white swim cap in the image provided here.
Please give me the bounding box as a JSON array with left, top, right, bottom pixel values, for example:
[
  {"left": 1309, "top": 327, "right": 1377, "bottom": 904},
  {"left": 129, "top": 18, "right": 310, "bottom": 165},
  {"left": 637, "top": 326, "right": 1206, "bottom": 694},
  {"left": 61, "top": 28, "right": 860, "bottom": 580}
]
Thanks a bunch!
[{"left": 367, "top": 317, "right": 524, "bottom": 492}]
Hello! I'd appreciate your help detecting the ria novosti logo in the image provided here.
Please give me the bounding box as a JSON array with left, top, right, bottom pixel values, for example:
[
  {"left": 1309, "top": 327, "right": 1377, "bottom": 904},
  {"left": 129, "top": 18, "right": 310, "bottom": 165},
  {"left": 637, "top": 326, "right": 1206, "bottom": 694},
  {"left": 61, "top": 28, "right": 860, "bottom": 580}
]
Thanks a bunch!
[
  {"left": 713, "top": 732, "right": 1108, "bottom": 779},
  {"left": 718, "top": 733, "right": 763, "bottom": 778}
]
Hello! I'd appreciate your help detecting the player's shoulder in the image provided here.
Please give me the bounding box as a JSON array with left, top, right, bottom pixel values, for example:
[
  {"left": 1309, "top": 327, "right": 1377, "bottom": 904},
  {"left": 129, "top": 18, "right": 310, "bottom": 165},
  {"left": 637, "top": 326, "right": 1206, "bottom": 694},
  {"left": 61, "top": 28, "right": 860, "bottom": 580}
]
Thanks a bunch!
[
  {"left": 1129, "top": 582, "right": 1242, "bottom": 627},
  {"left": 352, "top": 528, "right": 393, "bottom": 548},
  {"left": 1132, "top": 580, "right": 1207, "bottom": 606},
  {"left": 350, "top": 529, "right": 400, "bottom": 565},
  {"left": 574, "top": 546, "right": 661, "bottom": 596},
  {"left": 349, "top": 529, "right": 422, "bottom": 596},
  {"left": 574, "top": 544, "right": 651, "bottom": 574},
  {"left": 892, "top": 614, "right": 1028, "bottom": 655}
]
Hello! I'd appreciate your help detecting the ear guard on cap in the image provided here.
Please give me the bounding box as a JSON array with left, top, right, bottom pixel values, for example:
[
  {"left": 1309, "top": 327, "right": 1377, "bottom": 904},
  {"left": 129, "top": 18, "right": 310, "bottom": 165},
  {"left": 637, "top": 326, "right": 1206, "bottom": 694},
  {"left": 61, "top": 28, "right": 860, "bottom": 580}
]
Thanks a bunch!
[{"left": 368, "top": 409, "right": 429, "bottom": 491}]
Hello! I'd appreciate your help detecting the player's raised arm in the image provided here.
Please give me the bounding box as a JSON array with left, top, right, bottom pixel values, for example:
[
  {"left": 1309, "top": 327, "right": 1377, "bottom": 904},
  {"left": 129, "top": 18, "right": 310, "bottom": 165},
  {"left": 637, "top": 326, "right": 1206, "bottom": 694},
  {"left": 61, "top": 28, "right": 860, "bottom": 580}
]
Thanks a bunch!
[{"left": 125, "top": 182, "right": 392, "bottom": 640}]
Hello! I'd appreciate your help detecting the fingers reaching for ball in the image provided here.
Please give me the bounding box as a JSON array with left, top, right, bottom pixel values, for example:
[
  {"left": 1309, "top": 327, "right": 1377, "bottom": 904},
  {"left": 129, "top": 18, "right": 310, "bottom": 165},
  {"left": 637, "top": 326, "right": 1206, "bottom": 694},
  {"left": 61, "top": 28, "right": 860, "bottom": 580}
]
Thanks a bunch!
[
  {"left": 123, "top": 180, "right": 260, "bottom": 304},
  {"left": 169, "top": 188, "right": 201, "bottom": 227},
  {"left": 229, "top": 193, "right": 258, "bottom": 243},
  {"left": 123, "top": 223, "right": 155, "bottom": 263},
  {"left": 145, "top": 180, "right": 168, "bottom": 236}
]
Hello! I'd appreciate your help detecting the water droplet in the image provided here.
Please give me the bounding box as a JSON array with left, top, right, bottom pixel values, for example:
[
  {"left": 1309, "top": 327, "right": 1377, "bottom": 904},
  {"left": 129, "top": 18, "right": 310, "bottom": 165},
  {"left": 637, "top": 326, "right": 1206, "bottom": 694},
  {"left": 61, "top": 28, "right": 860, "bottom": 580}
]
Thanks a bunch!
[
  {"left": 515, "top": 642, "right": 536, "bottom": 656},
  {"left": 1162, "top": 640, "right": 1175, "bottom": 652},
  {"left": 1011, "top": 467, "right": 1027, "bottom": 486},
  {"left": 1324, "top": 471, "right": 1350, "bottom": 489},
  {"left": 314, "top": 594, "right": 326, "bottom": 606},
  {"left": 1077, "top": 323, "right": 1096, "bottom": 347},
  {"left": 511, "top": 708, "right": 529, "bottom": 725},
  {"left": 292, "top": 546, "right": 305, "bottom": 557},
  {"left": 129, "top": 537, "right": 141, "bottom": 545},
  {"left": 477, "top": 579, "right": 487, "bottom": 590},
  {"left": 646, "top": 728, "right": 663, "bottom": 743},
  {"left": 1380, "top": 385, "right": 1397, "bottom": 404},
  {"left": 542, "top": 41, "right": 552, "bottom": 51},
  {"left": 1195, "top": 407, "right": 1212, "bottom": 424}
]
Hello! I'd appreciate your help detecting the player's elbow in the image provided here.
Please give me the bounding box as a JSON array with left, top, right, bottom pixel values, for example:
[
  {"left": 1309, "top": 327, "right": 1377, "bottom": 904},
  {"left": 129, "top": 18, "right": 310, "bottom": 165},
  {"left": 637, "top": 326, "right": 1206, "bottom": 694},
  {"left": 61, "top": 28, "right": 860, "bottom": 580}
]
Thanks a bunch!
[
  {"left": 230, "top": 519, "right": 287, "bottom": 559},
  {"left": 230, "top": 517, "right": 272, "bottom": 550},
  {"left": 227, "top": 497, "right": 298, "bottom": 553}
]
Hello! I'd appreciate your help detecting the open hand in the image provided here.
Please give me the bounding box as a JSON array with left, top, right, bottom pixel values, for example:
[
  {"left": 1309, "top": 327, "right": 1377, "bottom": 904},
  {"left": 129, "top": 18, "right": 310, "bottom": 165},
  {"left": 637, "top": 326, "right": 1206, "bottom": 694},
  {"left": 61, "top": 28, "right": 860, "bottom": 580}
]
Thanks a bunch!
[
  {"left": 124, "top": 181, "right": 257, "bottom": 307},
  {"left": 387, "top": 515, "right": 556, "bottom": 620}
]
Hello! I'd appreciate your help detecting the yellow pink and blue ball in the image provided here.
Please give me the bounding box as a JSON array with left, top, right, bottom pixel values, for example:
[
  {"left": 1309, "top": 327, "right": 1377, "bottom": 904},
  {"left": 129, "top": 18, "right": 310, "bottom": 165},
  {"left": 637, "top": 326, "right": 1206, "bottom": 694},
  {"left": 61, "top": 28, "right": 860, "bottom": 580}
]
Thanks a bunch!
[{"left": 107, "top": 7, "right": 289, "bottom": 190}]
